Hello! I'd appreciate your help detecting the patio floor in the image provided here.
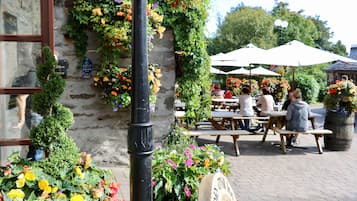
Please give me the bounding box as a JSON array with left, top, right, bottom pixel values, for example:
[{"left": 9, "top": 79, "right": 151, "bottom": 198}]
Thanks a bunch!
[{"left": 110, "top": 106, "right": 357, "bottom": 201}]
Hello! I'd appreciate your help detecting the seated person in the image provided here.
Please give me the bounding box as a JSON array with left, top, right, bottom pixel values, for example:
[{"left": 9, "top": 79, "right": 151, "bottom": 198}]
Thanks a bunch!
[
  {"left": 224, "top": 90, "right": 232, "bottom": 99},
  {"left": 256, "top": 88, "right": 275, "bottom": 116},
  {"left": 282, "top": 90, "right": 293, "bottom": 110},
  {"left": 212, "top": 83, "right": 224, "bottom": 99},
  {"left": 286, "top": 89, "right": 311, "bottom": 145},
  {"left": 238, "top": 87, "right": 254, "bottom": 130}
]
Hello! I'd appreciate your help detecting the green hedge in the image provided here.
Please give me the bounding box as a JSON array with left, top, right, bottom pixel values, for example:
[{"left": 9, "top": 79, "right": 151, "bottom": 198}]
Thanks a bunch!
[{"left": 289, "top": 74, "right": 320, "bottom": 103}]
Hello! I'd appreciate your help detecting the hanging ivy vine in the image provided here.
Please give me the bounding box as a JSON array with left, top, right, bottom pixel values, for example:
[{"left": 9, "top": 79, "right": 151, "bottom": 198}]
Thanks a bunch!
[{"left": 159, "top": 0, "right": 211, "bottom": 123}]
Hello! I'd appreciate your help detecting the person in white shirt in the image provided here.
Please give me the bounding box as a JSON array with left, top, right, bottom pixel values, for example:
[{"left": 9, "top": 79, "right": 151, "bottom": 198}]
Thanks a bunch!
[
  {"left": 239, "top": 87, "right": 254, "bottom": 130},
  {"left": 256, "top": 88, "right": 275, "bottom": 116}
]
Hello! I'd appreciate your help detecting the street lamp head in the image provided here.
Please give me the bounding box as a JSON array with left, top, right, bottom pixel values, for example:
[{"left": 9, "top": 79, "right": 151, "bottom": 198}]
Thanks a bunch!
[
  {"left": 281, "top": 20, "right": 289, "bottom": 28},
  {"left": 274, "top": 19, "right": 282, "bottom": 27},
  {"left": 274, "top": 19, "right": 288, "bottom": 28}
]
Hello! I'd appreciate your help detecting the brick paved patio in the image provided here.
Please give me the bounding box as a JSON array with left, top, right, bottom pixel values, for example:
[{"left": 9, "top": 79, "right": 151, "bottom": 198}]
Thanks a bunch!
[{"left": 110, "top": 107, "right": 357, "bottom": 201}]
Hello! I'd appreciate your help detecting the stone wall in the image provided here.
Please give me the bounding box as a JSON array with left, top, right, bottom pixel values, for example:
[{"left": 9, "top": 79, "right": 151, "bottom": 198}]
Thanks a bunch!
[{"left": 54, "top": 4, "right": 175, "bottom": 166}]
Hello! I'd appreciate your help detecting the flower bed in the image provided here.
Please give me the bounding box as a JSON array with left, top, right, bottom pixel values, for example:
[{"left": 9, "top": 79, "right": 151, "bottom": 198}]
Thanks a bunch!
[
  {"left": 0, "top": 153, "right": 121, "bottom": 201},
  {"left": 226, "top": 77, "right": 259, "bottom": 96},
  {"left": 324, "top": 80, "right": 357, "bottom": 113},
  {"left": 152, "top": 126, "right": 230, "bottom": 201}
]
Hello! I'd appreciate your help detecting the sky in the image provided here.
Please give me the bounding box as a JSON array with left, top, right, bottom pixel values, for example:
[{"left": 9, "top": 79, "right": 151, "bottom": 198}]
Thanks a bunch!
[{"left": 207, "top": 0, "right": 357, "bottom": 52}]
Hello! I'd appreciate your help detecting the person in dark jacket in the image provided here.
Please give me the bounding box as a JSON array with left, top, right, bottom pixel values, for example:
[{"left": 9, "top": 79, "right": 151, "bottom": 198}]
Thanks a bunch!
[
  {"left": 286, "top": 89, "right": 311, "bottom": 145},
  {"left": 282, "top": 90, "right": 293, "bottom": 110}
]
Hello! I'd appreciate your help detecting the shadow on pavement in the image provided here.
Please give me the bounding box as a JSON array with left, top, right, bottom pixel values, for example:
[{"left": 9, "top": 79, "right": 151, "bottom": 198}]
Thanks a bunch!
[{"left": 196, "top": 137, "right": 325, "bottom": 156}]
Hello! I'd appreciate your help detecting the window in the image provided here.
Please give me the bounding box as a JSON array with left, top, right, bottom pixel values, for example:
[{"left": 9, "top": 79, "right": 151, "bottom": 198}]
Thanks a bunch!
[{"left": 0, "top": 0, "right": 54, "bottom": 156}]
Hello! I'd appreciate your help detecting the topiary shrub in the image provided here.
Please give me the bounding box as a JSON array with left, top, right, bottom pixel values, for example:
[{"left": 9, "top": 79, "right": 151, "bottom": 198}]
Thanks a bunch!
[
  {"left": 30, "top": 47, "right": 79, "bottom": 178},
  {"left": 289, "top": 74, "right": 320, "bottom": 103}
]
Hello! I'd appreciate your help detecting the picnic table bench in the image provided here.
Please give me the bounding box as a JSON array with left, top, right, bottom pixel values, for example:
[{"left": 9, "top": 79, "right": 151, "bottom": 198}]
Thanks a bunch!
[
  {"left": 185, "top": 129, "right": 252, "bottom": 156},
  {"left": 0, "top": 138, "right": 32, "bottom": 146},
  {"left": 277, "top": 129, "right": 332, "bottom": 154}
]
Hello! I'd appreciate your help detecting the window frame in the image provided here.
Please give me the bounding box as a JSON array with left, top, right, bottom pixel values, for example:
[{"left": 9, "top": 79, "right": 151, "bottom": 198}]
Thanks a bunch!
[{"left": 0, "top": 0, "right": 54, "bottom": 94}]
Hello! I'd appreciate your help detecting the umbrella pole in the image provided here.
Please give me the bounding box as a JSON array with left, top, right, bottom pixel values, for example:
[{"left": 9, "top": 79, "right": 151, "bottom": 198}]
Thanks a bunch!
[
  {"left": 292, "top": 67, "right": 295, "bottom": 90},
  {"left": 249, "top": 65, "right": 252, "bottom": 91}
]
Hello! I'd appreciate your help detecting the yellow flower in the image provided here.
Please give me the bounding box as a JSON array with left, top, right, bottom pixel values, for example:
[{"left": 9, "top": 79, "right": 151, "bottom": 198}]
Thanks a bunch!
[
  {"left": 24, "top": 171, "right": 36, "bottom": 181},
  {"left": 103, "top": 76, "right": 109, "bottom": 82},
  {"left": 157, "top": 26, "right": 166, "bottom": 39},
  {"left": 70, "top": 194, "right": 85, "bottom": 201},
  {"left": 7, "top": 189, "right": 25, "bottom": 200},
  {"left": 217, "top": 156, "right": 224, "bottom": 166},
  {"left": 93, "top": 76, "right": 99, "bottom": 82},
  {"left": 148, "top": 74, "right": 154, "bottom": 81},
  {"left": 204, "top": 159, "right": 210, "bottom": 168},
  {"left": 38, "top": 179, "right": 49, "bottom": 190},
  {"left": 74, "top": 166, "right": 84, "bottom": 179},
  {"left": 16, "top": 177, "right": 26, "bottom": 188},
  {"left": 92, "top": 8, "right": 103, "bottom": 16},
  {"left": 101, "top": 18, "right": 106, "bottom": 25},
  {"left": 84, "top": 154, "right": 92, "bottom": 169},
  {"left": 52, "top": 186, "right": 59, "bottom": 193},
  {"left": 44, "top": 186, "right": 52, "bottom": 193}
]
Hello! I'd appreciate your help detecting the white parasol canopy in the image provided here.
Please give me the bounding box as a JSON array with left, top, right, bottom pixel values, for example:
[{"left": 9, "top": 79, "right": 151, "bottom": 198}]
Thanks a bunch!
[
  {"left": 220, "top": 43, "right": 268, "bottom": 64},
  {"left": 210, "top": 67, "right": 227, "bottom": 74},
  {"left": 226, "top": 68, "right": 250, "bottom": 75},
  {"left": 254, "top": 40, "right": 357, "bottom": 66},
  {"left": 251, "top": 66, "right": 280, "bottom": 76},
  {"left": 210, "top": 59, "right": 249, "bottom": 67}
]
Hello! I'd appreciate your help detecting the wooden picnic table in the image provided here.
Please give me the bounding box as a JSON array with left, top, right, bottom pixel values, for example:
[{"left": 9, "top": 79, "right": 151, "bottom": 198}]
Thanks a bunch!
[
  {"left": 262, "top": 111, "right": 320, "bottom": 142},
  {"left": 212, "top": 98, "right": 239, "bottom": 110}
]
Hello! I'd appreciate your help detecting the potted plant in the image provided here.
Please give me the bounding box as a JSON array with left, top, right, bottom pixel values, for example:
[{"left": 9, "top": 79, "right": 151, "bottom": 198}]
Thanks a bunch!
[
  {"left": 323, "top": 79, "right": 357, "bottom": 151},
  {"left": 261, "top": 78, "right": 290, "bottom": 102}
]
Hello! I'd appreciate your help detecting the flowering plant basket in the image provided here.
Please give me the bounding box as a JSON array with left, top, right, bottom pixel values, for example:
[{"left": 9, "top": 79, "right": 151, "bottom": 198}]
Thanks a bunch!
[
  {"left": 261, "top": 78, "right": 290, "bottom": 101},
  {"left": 324, "top": 80, "right": 357, "bottom": 114},
  {"left": 93, "top": 64, "right": 162, "bottom": 111},
  {"left": 0, "top": 152, "right": 122, "bottom": 201},
  {"left": 152, "top": 143, "right": 229, "bottom": 201}
]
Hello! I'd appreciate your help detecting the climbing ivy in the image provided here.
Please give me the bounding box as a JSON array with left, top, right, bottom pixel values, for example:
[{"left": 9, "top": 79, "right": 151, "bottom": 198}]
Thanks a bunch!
[{"left": 159, "top": 0, "right": 211, "bottom": 123}]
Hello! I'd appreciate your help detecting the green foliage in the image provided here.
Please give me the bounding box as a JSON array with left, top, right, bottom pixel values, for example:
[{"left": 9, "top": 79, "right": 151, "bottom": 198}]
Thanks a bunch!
[
  {"left": 30, "top": 117, "right": 66, "bottom": 150},
  {"left": 208, "top": 6, "right": 276, "bottom": 55},
  {"left": 160, "top": 0, "right": 212, "bottom": 124},
  {"left": 153, "top": 143, "right": 229, "bottom": 201},
  {"left": 0, "top": 152, "right": 121, "bottom": 200},
  {"left": 288, "top": 74, "right": 320, "bottom": 103},
  {"left": 33, "top": 135, "right": 79, "bottom": 178},
  {"left": 32, "top": 47, "right": 65, "bottom": 117},
  {"left": 208, "top": 2, "right": 347, "bottom": 57},
  {"left": 52, "top": 103, "right": 74, "bottom": 130},
  {"left": 66, "top": 0, "right": 164, "bottom": 66},
  {"left": 163, "top": 124, "right": 194, "bottom": 147}
]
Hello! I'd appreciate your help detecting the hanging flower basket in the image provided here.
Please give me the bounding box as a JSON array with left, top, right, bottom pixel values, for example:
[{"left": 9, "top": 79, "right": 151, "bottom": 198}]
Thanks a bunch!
[{"left": 93, "top": 64, "right": 163, "bottom": 111}]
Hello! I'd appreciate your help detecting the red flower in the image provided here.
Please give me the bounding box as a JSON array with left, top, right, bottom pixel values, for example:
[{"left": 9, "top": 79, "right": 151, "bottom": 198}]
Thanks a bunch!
[
  {"left": 329, "top": 89, "right": 337, "bottom": 94},
  {"left": 110, "top": 182, "right": 121, "bottom": 198}
]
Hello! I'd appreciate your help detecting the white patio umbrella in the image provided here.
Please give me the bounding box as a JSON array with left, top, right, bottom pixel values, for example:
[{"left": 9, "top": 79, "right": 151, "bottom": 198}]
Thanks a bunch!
[
  {"left": 227, "top": 68, "right": 250, "bottom": 75},
  {"left": 253, "top": 40, "right": 357, "bottom": 88},
  {"left": 210, "top": 59, "right": 249, "bottom": 67},
  {"left": 256, "top": 40, "right": 356, "bottom": 66},
  {"left": 210, "top": 67, "right": 227, "bottom": 74},
  {"left": 210, "top": 53, "right": 227, "bottom": 61},
  {"left": 221, "top": 43, "right": 268, "bottom": 64},
  {"left": 251, "top": 66, "right": 280, "bottom": 76}
]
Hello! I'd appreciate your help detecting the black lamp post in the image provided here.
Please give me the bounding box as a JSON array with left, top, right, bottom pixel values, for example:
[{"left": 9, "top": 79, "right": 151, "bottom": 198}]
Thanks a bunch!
[
  {"left": 128, "top": 0, "right": 153, "bottom": 201},
  {"left": 274, "top": 19, "right": 288, "bottom": 45}
]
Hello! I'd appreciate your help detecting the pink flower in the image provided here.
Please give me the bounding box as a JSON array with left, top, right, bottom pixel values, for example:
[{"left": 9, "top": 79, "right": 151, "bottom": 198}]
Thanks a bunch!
[
  {"left": 189, "top": 144, "right": 196, "bottom": 149},
  {"left": 184, "top": 149, "right": 192, "bottom": 159},
  {"left": 171, "top": 163, "right": 177, "bottom": 169},
  {"left": 185, "top": 159, "right": 193, "bottom": 167},
  {"left": 167, "top": 159, "right": 173, "bottom": 164},
  {"left": 152, "top": 181, "right": 156, "bottom": 187},
  {"left": 184, "top": 186, "right": 191, "bottom": 197}
]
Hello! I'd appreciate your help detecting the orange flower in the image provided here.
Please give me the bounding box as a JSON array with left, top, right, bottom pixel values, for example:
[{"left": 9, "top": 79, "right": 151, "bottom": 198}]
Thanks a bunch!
[
  {"left": 128, "top": 87, "right": 132, "bottom": 91},
  {"left": 127, "top": 15, "right": 132, "bottom": 21},
  {"left": 127, "top": 9, "right": 132, "bottom": 15},
  {"left": 126, "top": 79, "right": 132, "bottom": 83},
  {"left": 122, "top": 85, "right": 128, "bottom": 90},
  {"left": 111, "top": 91, "right": 118, "bottom": 96},
  {"left": 117, "top": 11, "right": 125, "bottom": 17}
]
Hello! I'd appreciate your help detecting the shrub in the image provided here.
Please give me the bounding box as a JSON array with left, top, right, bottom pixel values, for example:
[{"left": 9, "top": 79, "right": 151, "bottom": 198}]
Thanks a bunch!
[
  {"left": 29, "top": 117, "right": 66, "bottom": 150},
  {"left": 289, "top": 75, "right": 319, "bottom": 103},
  {"left": 52, "top": 103, "right": 74, "bottom": 130}
]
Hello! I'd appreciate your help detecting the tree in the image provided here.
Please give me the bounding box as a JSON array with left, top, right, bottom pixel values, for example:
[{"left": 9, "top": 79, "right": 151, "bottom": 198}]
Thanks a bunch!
[{"left": 207, "top": 6, "right": 277, "bottom": 55}]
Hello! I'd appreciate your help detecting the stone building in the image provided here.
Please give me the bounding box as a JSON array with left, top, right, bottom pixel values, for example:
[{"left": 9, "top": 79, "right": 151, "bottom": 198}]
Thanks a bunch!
[
  {"left": 0, "top": 1, "right": 176, "bottom": 165},
  {"left": 325, "top": 45, "right": 357, "bottom": 83}
]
